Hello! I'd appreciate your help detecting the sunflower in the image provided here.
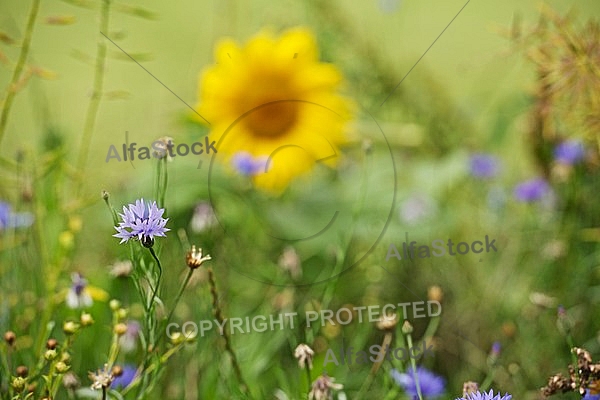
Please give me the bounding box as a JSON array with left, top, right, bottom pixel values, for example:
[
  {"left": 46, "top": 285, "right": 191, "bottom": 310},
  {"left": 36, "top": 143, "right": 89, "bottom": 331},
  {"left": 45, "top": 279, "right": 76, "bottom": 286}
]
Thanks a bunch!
[{"left": 195, "top": 27, "right": 353, "bottom": 192}]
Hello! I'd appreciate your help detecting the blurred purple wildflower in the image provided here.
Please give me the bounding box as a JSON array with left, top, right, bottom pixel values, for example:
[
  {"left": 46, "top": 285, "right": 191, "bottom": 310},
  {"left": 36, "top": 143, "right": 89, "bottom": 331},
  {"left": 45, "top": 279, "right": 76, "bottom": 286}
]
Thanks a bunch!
[
  {"left": 554, "top": 140, "right": 585, "bottom": 165},
  {"left": 491, "top": 342, "right": 501, "bottom": 356},
  {"left": 110, "top": 364, "right": 137, "bottom": 389},
  {"left": 456, "top": 389, "right": 512, "bottom": 400},
  {"left": 0, "top": 201, "right": 34, "bottom": 230},
  {"left": 118, "top": 321, "right": 141, "bottom": 353},
  {"left": 391, "top": 366, "right": 445, "bottom": 398},
  {"left": 582, "top": 390, "right": 600, "bottom": 400},
  {"left": 399, "top": 193, "right": 437, "bottom": 225},
  {"left": 231, "top": 152, "right": 270, "bottom": 176},
  {"left": 513, "top": 178, "right": 551, "bottom": 202},
  {"left": 469, "top": 154, "right": 500, "bottom": 179},
  {"left": 113, "top": 199, "right": 169, "bottom": 246},
  {"left": 66, "top": 272, "right": 92, "bottom": 309}
]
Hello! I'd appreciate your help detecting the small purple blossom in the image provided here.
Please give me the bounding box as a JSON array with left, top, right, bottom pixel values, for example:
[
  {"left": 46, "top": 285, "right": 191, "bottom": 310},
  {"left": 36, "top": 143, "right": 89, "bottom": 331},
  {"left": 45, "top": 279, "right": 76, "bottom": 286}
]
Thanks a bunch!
[
  {"left": 231, "top": 152, "right": 270, "bottom": 176},
  {"left": 110, "top": 364, "right": 137, "bottom": 389},
  {"left": 456, "top": 389, "right": 512, "bottom": 400},
  {"left": 113, "top": 199, "right": 169, "bottom": 246},
  {"left": 66, "top": 273, "right": 92, "bottom": 309},
  {"left": 554, "top": 140, "right": 585, "bottom": 165},
  {"left": 391, "top": 366, "right": 445, "bottom": 398},
  {"left": 469, "top": 154, "right": 500, "bottom": 179},
  {"left": 491, "top": 342, "right": 501, "bottom": 356},
  {"left": 513, "top": 178, "right": 551, "bottom": 202}
]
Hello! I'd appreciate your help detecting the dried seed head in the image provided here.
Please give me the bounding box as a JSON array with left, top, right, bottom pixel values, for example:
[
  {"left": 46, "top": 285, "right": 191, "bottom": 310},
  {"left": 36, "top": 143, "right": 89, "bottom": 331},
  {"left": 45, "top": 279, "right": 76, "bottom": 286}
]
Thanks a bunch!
[
  {"left": 186, "top": 245, "right": 212, "bottom": 269},
  {"left": 377, "top": 313, "right": 398, "bottom": 331},
  {"left": 428, "top": 285, "right": 443, "bottom": 302},
  {"left": 462, "top": 381, "right": 479, "bottom": 396},
  {"left": 62, "top": 372, "right": 80, "bottom": 390},
  {"left": 46, "top": 338, "right": 58, "bottom": 350}
]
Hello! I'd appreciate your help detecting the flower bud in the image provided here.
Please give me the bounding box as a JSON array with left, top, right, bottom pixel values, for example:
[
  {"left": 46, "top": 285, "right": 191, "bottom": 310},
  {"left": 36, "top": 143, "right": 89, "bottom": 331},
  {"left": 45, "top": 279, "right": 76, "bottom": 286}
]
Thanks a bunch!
[
  {"left": 63, "top": 321, "right": 79, "bottom": 335},
  {"left": 116, "top": 308, "right": 128, "bottom": 320},
  {"left": 401, "top": 320, "right": 413, "bottom": 335},
  {"left": 111, "top": 365, "right": 123, "bottom": 377},
  {"left": 44, "top": 349, "right": 57, "bottom": 361},
  {"left": 4, "top": 331, "right": 16, "bottom": 346},
  {"left": 55, "top": 361, "right": 69, "bottom": 374},
  {"left": 80, "top": 312, "right": 94, "bottom": 327},
  {"left": 46, "top": 338, "right": 58, "bottom": 350},
  {"left": 114, "top": 323, "right": 128, "bottom": 336},
  {"left": 109, "top": 299, "right": 121, "bottom": 311},
  {"left": 11, "top": 377, "right": 26, "bottom": 393},
  {"left": 16, "top": 366, "right": 28, "bottom": 377}
]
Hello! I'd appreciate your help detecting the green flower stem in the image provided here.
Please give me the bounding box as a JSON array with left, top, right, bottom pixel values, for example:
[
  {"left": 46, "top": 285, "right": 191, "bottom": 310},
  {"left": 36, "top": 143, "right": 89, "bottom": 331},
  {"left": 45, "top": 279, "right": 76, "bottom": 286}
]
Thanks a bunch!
[
  {"left": 160, "top": 268, "right": 194, "bottom": 341},
  {"left": 75, "top": 0, "right": 111, "bottom": 195},
  {"left": 207, "top": 267, "right": 252, "bottom": 399},
  {"left": 356, "top": 331, "right": 393, "bottom": 400},
  {"left": 406, "top": 333, "right": 424, "bottom": 400},
  {"left": 0, "top": 0, "right": 41, "bottom": 146},
  {"left": 304, "top": 364, "right": 312, "bottom": 395}
]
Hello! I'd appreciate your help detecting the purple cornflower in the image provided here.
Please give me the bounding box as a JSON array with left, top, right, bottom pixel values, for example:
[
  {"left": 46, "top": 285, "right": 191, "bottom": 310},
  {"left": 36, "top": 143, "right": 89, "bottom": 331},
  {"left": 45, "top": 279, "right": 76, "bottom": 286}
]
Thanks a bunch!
[
  {"left": 0, "top": 201, "right": 34, "bottom": 230},
  {"left": 66, "top": 272, "right": 92, "bottom": 309},
  {"left": 231, "top": 152, "right": 270, "bottom": 176},
  {"left": 456, "top": 389, "right": 512, "bottom": 400},
  {"left": 391, "top": 366, "right": 445, "bottom": 398},
  {"left": 513, "top": 178, "right": 551, "bottom": 202},
  {"left": 113, "top": 199, "right": 169, "bottom": 247},
  {"left": 554, "top": 140, "right": 585, "bottom": 165},
  {"left": 469, "top": 154, "right": 500, "bottom": 179},
  {"left": 110, "top": 364, "right": 137, "bottom": 389}
]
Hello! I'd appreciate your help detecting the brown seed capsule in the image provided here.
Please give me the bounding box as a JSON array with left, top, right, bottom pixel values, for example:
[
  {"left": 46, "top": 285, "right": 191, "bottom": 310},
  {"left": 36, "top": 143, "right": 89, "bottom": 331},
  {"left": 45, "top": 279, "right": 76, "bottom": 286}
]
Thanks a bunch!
[
  {"left": 16, "top": 366, "right": 28, "bottom": 377},
  {"left": 46, "top": 338, "right": 58, "bottom": 350},
  {"left": 111, "top": 365, "right": 123, "bottom": 377},
  {"left": 4, "top": 331, "right": 16, "bottom": 346}
]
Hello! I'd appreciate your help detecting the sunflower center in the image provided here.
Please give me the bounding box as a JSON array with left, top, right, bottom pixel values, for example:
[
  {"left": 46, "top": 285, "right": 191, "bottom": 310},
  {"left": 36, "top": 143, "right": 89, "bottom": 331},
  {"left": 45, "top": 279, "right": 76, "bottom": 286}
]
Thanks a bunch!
[{"left": 244, "top": 100, "right": 299, "bottom": 138}]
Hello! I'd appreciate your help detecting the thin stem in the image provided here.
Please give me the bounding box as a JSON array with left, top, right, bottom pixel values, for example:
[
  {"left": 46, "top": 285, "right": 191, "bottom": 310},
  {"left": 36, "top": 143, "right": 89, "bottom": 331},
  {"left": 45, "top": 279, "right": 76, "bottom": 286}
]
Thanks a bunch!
[
  {"left": 147, "top": 246, "right": 163, "bottom": 315},
  {"left": 75, "top": 0, "right": 111, "bottom": 195},
  {"left": 156, "top": 268, "right": 194, "bottom": 344},
  {"left": 304, "top": 365, "right": 312, "bottom": 395},
  {"left": 207, "top": 267, "right": 252, "bottom": 399},
  {"left": 406, "top": 333, "right": 423, "bottom": 400},
  {"left": 0, "top": 0, "right": 41, "bottom": 146},
  {"left": 102, "top": 386, "right": 107, "bottom": 400},
  {"left": 355, "top": 331, "right": 392, "bottom": 400}
]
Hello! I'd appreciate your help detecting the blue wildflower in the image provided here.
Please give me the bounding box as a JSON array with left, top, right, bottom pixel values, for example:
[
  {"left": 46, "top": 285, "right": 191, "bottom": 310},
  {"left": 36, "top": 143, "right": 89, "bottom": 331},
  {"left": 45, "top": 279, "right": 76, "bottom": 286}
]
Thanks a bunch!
[
  {"left": 231, "top": 152, "right": 270, "bottom": 176},
  {"left": 391, "top": 366, "right": 445, "bottom": 398},
  {"left": 113, "top": 199, "right": 169, "bottom": 247},
  {"left": 110, "top": 364, "right": 137, "bottom": 389},
  {"left": 554, "top": 140, "right": 585, "bottom": 165},
  {"left": 513, "top": 178, "right": 551, "bottom": 202},
  {"left": 469, "top": 154, "right": 500, "bottom": 179},
  {"left": 456, "top": 389, "right": 512, "bottom": 400},
  {"left": 0, "top": 201, "right": 34, "bottom": 230}
]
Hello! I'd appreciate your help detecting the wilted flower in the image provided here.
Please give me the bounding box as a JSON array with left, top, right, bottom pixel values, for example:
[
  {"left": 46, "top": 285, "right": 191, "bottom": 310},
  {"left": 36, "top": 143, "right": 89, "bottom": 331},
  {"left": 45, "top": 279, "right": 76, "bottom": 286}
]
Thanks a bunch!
[
  {"left": 456, "top": 389, "right": 512, "bottom": 400},
  {"left": 462, "top": 381, "right": 479, "bottom": 396},
  {"left": 109, "top": 260, "right": 133, "bottom": 278},
  {"left": 186, "top": 245, "right": 212, "bottom": 269},
  {"left": 469, "top": 154, "right": 500, "bottom": 178},
  {"left": 152, "top": 136, "right": 175, "bottom": 160},
  {"left": 391, "top": 366, "right": 446, "bottom": 398},
  {"left": 113, "top": 198, "right": 169, "bottom": 247},
  {"left": 66, "top": 273, "right": 93, "bottom": 309},
  {"left": 89, "top": 364, "right": 113, "bottom": 390},
  {"left": 278, "top": 246, "right": 302, "bottom": 279},
  {"left": 190, "top": 202, "right": 217, "bottom": 233},
  {"left": 195, "top": 27, "right": 353, "bottom": 192},
  {"left": 308, "top": 373, "right": 343, "bottom": 400},
  {"left": 294, "top": 343, "right": 314, "bottom": 370},
  {"left": 513, "top": 178, "right": 551, "bottom": 202},
  {"left": 554, "top": 140, "right": 585, "bottom": 165},
  {"left": 110, "top": 364, "right": 137, "bottom": 389}
]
